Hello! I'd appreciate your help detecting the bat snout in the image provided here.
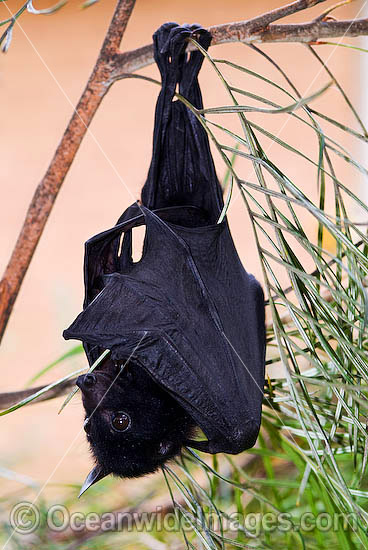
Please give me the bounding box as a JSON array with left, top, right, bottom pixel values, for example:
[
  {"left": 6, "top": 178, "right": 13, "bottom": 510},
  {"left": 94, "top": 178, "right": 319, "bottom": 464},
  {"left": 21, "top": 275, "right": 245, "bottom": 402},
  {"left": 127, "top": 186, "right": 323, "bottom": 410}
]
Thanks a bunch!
[{"left": 76, "top": 373, "right": 97, "bottom": 392}]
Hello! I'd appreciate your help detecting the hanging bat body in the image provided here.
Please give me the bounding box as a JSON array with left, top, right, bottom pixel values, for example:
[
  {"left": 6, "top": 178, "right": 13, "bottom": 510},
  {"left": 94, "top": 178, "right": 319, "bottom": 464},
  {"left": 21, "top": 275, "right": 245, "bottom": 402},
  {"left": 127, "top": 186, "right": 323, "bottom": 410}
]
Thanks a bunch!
[{"left": 64, "top": 23, "right": 266, "bottom": 496}]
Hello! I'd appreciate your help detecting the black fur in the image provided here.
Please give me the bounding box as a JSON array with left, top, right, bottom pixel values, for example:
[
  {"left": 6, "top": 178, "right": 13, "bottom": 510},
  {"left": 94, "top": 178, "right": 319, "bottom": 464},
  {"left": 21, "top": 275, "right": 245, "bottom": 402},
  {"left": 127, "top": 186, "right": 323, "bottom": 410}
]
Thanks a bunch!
[{"left": 76, "top": 359, "right": 196, "bottom": 478}]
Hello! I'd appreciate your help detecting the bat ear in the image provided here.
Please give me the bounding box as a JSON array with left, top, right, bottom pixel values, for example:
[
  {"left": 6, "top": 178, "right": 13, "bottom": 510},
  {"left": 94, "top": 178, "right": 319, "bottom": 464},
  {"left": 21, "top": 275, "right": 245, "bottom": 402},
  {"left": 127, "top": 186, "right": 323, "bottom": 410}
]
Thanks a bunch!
[
  {"left": 78, "top": 465, "right": 108, "bottom": 498},
  {"left": 157, "top": 441, "right": 175, "bottom": 457}
]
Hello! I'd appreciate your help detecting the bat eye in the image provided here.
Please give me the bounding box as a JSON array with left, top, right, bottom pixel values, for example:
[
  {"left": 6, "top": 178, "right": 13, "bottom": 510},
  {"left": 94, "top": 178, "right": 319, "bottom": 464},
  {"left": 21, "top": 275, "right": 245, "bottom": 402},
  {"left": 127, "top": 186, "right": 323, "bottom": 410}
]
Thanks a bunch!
[
  {"left": 114, "top": 361, "right": 122, "bottom": 373},
  {"left": 83, "top": 418, "right": 91, "bottom": 435},
  {"left": 111, "top": 412, "right": 131, "bottom": 432}
]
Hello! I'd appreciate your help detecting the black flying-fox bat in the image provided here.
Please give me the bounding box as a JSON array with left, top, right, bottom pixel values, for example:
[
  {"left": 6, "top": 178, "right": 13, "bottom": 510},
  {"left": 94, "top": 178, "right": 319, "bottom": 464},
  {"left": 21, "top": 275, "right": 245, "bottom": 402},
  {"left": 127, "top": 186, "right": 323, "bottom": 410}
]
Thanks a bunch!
[{"left": 63, "top": 23, "right": 266, "bottom": 497}]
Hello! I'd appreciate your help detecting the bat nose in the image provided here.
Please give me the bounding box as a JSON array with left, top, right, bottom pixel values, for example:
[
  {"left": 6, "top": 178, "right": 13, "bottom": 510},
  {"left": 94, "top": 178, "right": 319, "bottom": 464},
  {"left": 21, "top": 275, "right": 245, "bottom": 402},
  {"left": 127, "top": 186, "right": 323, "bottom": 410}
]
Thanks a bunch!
[{"left": 76, "top": 373, "right": 97, "bottom": 391}]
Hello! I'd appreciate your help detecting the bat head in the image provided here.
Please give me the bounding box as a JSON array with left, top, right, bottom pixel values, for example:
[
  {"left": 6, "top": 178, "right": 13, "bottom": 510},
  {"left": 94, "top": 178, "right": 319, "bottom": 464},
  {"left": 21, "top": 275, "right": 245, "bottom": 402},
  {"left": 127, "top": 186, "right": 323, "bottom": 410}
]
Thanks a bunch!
[{"left": 76, "top": 358, "right": 195, "bottom": 494}]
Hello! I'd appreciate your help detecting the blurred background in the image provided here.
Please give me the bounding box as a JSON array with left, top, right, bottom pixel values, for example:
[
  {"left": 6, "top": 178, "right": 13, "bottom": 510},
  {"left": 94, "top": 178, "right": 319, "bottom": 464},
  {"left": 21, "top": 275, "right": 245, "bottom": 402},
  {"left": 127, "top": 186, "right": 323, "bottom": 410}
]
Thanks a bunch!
[{"left": 0, "top": 0, "right": 366, "bottom": 505}]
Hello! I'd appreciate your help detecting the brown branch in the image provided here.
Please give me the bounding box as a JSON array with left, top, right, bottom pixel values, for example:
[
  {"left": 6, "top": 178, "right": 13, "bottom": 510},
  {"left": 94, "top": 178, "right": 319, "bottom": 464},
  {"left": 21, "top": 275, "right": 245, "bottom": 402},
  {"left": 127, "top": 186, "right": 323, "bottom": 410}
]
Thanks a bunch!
[
  {"left": 113, "top": 11, "right": 368, "bottom": 75},
  {"left": 1, "top": 0, "right": 368, "bottom": 345},
  {"left": 0, "top": 0, "right": 136, "bottom": 344},
  {"left": 232, "top": 0, "right": 327, "bottom": 29},
  {"left": 0, "top": 378, "right": 77, "bottom": 409}
]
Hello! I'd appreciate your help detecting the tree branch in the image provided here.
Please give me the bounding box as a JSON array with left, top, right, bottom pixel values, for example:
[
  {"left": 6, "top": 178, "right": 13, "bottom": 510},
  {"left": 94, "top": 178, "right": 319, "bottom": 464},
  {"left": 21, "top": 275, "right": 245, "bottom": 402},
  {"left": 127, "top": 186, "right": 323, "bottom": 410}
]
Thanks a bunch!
[
  {"left": 0, "top": 378, "right": 77, "bottom": 409},
  {"left": 113, "top": 15, "right": 368, "bottom": 76},
  {"left": 1, "top": 0, "right": 367, "bottom": 346},
  {"left": 0, "top": 0, "right": 136, "bottom": 344}
]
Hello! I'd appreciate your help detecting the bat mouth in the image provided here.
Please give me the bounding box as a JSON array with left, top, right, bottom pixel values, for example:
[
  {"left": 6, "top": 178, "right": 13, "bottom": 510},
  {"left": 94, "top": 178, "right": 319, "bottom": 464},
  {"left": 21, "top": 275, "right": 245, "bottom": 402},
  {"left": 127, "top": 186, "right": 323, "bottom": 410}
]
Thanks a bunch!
[{"left": 89, "top": 434, "right": 189, "bottom": 479}]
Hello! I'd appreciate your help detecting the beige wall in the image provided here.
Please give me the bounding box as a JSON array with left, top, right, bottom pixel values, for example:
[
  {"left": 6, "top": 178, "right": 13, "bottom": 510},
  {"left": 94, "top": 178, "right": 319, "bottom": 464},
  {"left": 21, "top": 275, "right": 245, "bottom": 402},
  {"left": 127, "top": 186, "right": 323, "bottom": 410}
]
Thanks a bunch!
[{"left": 0, "top": 0, "right": 363, "bottom": 493}]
